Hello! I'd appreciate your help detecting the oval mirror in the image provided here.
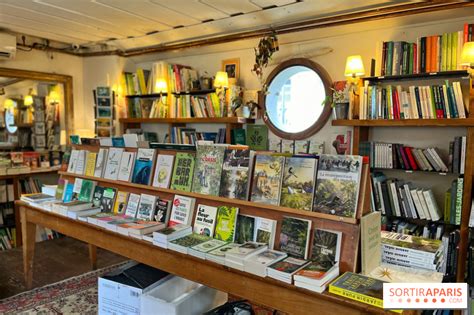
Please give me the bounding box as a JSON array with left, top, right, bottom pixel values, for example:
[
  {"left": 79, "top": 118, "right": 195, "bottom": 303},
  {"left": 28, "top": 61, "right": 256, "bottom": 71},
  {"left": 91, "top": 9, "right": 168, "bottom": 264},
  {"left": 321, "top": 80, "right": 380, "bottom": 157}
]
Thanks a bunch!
[{"left": 263, "top": 58, "right": 332, "bottom": 140}]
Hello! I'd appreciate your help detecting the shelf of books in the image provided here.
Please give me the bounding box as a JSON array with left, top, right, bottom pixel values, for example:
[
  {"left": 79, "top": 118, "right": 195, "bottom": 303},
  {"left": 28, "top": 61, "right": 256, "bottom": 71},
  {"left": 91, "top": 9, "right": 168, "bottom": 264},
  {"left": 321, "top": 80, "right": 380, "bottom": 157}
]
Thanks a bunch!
[{"left": 331, "top": 59, "right": 474, "bottom": 284}]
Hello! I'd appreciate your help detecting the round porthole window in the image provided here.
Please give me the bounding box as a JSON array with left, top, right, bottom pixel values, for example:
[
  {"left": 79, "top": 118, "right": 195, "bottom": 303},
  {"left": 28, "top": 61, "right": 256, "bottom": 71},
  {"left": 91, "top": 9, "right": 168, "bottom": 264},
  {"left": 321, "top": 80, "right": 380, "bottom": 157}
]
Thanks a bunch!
[{"left": 263, "top": 58, "right": 332, "bottom": 140}]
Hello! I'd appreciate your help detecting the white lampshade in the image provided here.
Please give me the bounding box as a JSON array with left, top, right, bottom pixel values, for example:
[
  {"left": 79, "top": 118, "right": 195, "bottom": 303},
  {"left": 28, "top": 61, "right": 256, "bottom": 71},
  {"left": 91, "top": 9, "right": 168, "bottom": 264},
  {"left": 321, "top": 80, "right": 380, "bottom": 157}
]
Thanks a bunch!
[
  {"left": 344, "top": 55, "right": 365, "bottom": 77},
  {"left": 461, "top": 42, "right": 474, "bottom": 66},
  {"left": 214, "top": 71, "right": 229, "bottom": 89},
  {"left": 3, "top": 98, "right": 15, "bottom": 110},
  {"left": 155, "top": 79, "right": 167, "bottom": 93},
  {"left": 24, "top": 95, "right": 33, "bottom": 106}
]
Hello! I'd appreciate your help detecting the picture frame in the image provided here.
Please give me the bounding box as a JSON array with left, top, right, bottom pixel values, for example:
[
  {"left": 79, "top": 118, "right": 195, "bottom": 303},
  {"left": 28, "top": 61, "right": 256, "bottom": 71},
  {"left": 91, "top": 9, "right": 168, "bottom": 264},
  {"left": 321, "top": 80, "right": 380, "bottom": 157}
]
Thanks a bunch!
[
  {"left": 221, "top": 58, "right": 240, "bottom": 84},
  {"left": 97, "top": 107, "right": 112, "bottom": 118},
  {"left": 34, "top": 122, "right": 46, "bottom": 135}
]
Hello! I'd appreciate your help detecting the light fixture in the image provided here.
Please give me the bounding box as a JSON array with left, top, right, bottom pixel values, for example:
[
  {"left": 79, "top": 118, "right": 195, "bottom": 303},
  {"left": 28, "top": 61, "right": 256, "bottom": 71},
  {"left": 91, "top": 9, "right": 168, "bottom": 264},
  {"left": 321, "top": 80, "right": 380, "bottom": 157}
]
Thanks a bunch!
[
  {"left": 49, "top": 90, "right": 60, "bottom": 103},
  {"left": 214, "top": 71, "right": 229, "bottom": 117},
  {"left": 461, "top": 42, "right": 474, "bottom": 67},
  {"left": 155, "top": 79, "right": 168, "bottom": 117},
  {"left": 344, "top": 55, "right": 365, "bottom": 78},
  {"left": 3, "top": 98, "right": 15, "bottom": 110},
  {"left": 24, "top": 88, "right": 34, "bottom": 106},
  {"left": 155, "top": 79, "right": 167, "bottom": 93}
]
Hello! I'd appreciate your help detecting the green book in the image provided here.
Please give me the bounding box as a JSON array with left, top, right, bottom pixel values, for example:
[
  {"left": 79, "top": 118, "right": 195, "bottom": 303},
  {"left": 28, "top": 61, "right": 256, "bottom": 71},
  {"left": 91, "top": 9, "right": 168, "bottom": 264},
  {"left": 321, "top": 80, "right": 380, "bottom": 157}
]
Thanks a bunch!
[
  {"left": 170, "top": 152, "right": 195, "bottom": 192},
  {"left": 231, "top": 128, "right": 246, "bottom": 145},
  {"left": 279, "top": 216, "right": 311, "bottom": 260},
  {"left": 78, "top": 179, "right": 96, "bottom": 202},
  {"left": 214, "top": 206, "right": 239, "bottom": 242},
  {"left": 234, "top": 214, "right": 256, "bottom": 244},
  {"left": 444, "top": 189, "right": 451, "bottom": 224},
  {"left": 455, "top": 177, "right": 463, "bottom": 225},
  {"left": 386, "top": 41, "right": 394, "bottom": 76},
  {"left": 441, "top": 33, "right": 448, "bottom": 72},
  {"left": 446, "top": 32, "right": 452, "bottom": 71},
  {"left": 246, "top": 125, "right": 268, "bottom": 151},
  {"left": 55, "top": 179, "right": 67, "bottom": 200},
  {"left": 451, "top": 31, "right": 458, "bottom": 71},
  {"left": 408, "top": 43, "right": 414, "bottom": 74}
]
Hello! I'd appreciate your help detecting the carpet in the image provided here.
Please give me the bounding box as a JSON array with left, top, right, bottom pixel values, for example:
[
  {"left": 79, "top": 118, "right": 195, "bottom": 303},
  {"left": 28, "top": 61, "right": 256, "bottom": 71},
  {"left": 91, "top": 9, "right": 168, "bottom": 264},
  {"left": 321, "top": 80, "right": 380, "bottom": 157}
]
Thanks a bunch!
[{"left": 0, "top": 261, "right": 129, "bottom": 314}]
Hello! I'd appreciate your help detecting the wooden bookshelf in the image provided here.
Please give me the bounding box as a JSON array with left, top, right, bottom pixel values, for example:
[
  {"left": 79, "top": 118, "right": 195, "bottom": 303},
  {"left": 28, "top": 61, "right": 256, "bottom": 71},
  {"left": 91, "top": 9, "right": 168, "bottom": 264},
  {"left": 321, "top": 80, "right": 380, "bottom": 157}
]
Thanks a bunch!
[
  {"left": 17, "top": 202, "right": 399, "bottom": 315},
  {"left": 332, "top": 118, "right": 474, "bottom": 127},
  {"left": 362, "top": 70, "right": 469, "bottom": 82},
  {"left": 120, "top": 117, "right": 255, "bottom": 144},
  {"left": 125, "top": 89, "right": 215, "bottom": 98}
]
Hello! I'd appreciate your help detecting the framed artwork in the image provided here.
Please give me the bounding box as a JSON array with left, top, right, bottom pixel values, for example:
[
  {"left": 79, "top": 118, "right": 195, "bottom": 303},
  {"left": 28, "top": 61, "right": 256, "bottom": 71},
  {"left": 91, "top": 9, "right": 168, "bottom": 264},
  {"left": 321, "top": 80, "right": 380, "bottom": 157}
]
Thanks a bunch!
[{"left": 221, "top": 58, "right": 240, "bottom": 83}]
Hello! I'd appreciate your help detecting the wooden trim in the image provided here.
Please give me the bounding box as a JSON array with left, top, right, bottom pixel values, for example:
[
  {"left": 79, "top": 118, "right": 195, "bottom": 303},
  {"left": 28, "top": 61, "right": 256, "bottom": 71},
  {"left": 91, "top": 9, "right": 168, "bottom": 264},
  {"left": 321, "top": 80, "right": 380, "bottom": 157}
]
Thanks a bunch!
[
  {"left": 262, "top": 58, "right": 332, "bottom": 140},
  {"left": 18, "top": 203, "right": 394, "bottom": 315},
  {"left": 332, "top": 119, "right": 474, "bottom": 127},
  {"left": 119, "top": 117, "right": 254, "bottom": 124},
  {"left": 0, "top": 68, "right": 74, "bottom": 139}
]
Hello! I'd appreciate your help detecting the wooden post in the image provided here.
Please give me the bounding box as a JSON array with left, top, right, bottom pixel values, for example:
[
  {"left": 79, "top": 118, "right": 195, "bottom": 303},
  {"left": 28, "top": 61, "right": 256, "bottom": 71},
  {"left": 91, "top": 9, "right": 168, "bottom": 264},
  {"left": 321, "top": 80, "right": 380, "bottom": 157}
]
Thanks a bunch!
[
  {"left": 13, "top": 177, "right": 23, "bottom": 247},
  {"left": 88, "top": 244, "right": 97, "bottom": 270},
  {"left": 20, "top": 206, "right": 36, "bottom": 289}
]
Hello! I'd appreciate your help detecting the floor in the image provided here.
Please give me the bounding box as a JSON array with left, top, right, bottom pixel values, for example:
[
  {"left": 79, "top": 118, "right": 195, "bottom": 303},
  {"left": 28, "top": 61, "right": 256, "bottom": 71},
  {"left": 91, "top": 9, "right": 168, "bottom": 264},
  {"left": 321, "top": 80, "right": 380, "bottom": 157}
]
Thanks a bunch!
[{"left": 0, "top": 236, "right": 127, "bottom": 299}]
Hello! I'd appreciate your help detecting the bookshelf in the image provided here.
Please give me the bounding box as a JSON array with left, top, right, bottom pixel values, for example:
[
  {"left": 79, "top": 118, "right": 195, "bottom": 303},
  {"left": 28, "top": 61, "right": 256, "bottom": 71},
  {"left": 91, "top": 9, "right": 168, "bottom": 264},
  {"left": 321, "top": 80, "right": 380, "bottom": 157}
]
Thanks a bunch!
[
  {"left": 332, "top": 71, "right": 474, "bottom": 283},
  {"left": 120, "top": 117, "right": 254, "bottom": 144},
  {"left": 125, "top": 89, "right": 215, "bottom": 98}
]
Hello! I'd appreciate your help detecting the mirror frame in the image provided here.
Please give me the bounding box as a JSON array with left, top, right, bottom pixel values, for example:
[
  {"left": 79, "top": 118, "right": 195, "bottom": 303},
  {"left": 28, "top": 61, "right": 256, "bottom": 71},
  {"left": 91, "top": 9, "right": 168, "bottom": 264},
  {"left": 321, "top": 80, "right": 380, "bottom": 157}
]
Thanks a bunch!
[
  {"left": 262, "top": 58, "right": 332, "bottom": 140},
  {"left": 0, "top": 67, "right": 74, "bottom": 140}
]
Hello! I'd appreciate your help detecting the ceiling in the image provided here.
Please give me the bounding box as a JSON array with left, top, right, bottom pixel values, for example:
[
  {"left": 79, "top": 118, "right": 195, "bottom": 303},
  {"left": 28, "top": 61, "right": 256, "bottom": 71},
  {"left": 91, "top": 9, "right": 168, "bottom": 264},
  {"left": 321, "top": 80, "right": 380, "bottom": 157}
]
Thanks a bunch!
[{"left": 0, "top": 0, "right": 471, "bottom": 56}]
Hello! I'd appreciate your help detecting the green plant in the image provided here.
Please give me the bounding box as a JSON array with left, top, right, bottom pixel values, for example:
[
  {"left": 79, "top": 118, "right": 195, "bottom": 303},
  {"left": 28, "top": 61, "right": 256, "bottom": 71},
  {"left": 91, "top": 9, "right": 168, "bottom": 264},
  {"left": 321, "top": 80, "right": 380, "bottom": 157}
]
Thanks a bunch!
[{"left": 321, "top": 87, "right": 350, "bottom": 108}]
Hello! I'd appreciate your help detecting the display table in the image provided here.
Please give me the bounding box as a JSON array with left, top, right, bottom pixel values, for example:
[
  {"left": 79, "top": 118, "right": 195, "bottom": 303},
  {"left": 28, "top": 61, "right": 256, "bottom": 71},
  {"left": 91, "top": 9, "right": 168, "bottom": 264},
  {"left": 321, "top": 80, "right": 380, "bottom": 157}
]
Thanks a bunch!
[{"left": 17, "top": 201, "right": 400, "bottom": 315}]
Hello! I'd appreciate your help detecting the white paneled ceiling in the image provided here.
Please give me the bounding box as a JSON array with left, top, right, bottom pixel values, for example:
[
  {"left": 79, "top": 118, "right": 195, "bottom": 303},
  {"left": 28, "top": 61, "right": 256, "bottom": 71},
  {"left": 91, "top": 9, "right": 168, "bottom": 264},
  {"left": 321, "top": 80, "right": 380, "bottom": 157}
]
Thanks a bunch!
[{"left": 0, "top": 0, "right": 445, "bottom": 54}]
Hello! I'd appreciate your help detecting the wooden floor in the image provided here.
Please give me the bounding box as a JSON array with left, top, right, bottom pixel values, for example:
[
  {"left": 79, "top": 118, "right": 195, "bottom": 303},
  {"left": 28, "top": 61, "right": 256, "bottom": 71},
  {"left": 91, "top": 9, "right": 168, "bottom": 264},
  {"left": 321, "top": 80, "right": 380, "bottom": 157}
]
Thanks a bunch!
[{"left": 0, "top": 237, "right": 127, "bottom": 299}]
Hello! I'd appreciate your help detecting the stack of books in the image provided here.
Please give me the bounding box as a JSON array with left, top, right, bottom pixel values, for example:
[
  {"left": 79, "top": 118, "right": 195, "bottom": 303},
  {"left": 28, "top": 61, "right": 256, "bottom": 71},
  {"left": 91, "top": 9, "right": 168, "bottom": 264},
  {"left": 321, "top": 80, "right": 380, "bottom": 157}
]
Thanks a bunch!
[
  {"left": 224, "top": 242, "right": 268, "bottom": 271},
  {"left": 152, "top": 224, "right": 192, "bottom": 249},
  {"left": 267, "top": 257, "right": 310, "bottom": 284},
  {"left": 243, "top": 249, "right": 287, "bottom": 277}
]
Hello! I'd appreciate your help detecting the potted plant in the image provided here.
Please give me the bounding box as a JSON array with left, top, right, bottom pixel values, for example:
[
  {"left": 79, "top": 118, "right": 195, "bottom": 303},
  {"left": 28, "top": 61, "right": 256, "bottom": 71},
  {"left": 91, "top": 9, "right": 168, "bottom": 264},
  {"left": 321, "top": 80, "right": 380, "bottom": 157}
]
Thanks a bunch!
[{"left": 325, "top": 82, "right": 350, "bottom": 120}]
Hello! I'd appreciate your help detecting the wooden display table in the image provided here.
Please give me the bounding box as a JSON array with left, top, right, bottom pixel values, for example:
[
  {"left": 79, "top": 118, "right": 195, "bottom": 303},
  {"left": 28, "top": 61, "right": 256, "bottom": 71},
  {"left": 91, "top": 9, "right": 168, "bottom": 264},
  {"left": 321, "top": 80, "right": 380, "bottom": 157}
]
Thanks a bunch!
[{"left": 17, "top": 201, "right": 397, "bottom": 315}]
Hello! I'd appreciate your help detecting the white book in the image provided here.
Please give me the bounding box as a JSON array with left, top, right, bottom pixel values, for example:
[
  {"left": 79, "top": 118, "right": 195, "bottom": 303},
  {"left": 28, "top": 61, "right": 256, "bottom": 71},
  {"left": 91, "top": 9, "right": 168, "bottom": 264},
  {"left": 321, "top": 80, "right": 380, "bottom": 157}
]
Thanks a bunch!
[
  {"left": 460, "top": 136, "right": 466, "bottom": 175},
  {"left": 74, "top": 150, "right": 87, "bottom": 175},
  {"left": 389, "top": 181, "right": 401, "bottom": 217},
  {"left": 136, "top": 193, "right": 157, "bottom": 221},
  {"left": 453, "top": 81, "right": 466, "bottom": 118},
  {"left": 152, "top": 154, "right": 174, "bottom": 188},
  {"left": 99, "top": 138, "right": 113, "bottom": 146},
  {"left": 94, "top": 148, "right": 108, "bottom": 178},
  {"left": 123, "top": 133, "right": 139, "bottom": 148},
  {"left": 117, "top": 151, "right": 136, "bottom": 182},
  {"left": 428, "top": 148, "right": 448, "bottom": 173},
  {"left": 243, "top": 249, "right": 287, "bottom": 277},
  {"left": 193, "top": 204, "right": 218, "bottom": 237},
  {"left": 410, "top": 189, "right": 426, "bottom": 220},
  {"left": 408, "top": 87, "right": 419, "bottom": 119},
  {"left": 442, "top": 85, "right": 451, "bottom": 119},
  {"left": 124, "top": 193, "right": 141, "bottom": 218},
  {"left": 103, "top": 148, "right": 124, "bottom": 180},
  {"left": 423, "top": 189, "right": 441, "bottom": 221},
  {"left": 67, "top": 207, "right": 101, "bottom": 220},
  {"left": 67, "top": 150, "right": 79, "bottom": 173},
  {"left": 254, "top": 217, "right": 277, "bottom": 249},
  {"left": 416, "top": 189, "right": 432, "bottom": 221},
  {"left": 72, "top": 178, "right": 83, "bottom": 200},
  {"left": 169, "top": 195, "right": 196, "bottom": 226},
  {"left": 403, "top": 184, "right": 418, "bottom": 219}
]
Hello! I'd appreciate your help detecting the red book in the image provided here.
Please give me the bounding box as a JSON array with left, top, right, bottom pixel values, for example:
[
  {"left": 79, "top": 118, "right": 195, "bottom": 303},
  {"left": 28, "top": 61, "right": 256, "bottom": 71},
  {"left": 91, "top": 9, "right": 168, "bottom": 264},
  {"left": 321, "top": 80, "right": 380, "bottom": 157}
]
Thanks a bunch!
[
  {"left": 399, "top": 145, "right": 411, "bottom": 170},
  {"left": 413, "top": 43, "right": 418, "bottom": 74},
  {"left": 404, "top": 147, "right": 419, "bottom": 170},
  {"left": 464, "top": 23, "right": 469, "bottom": 44},
  {"left": 393, "top": 88, "right": 401, "bottom": 120}
]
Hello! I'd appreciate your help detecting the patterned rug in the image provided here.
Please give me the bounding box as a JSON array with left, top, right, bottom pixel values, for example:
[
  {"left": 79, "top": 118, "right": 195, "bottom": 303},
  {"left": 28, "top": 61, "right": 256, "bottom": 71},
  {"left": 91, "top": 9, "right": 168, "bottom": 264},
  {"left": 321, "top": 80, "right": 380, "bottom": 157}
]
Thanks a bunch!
[{"left": 0, "top": 261, "right": 129, "bottom": 314}]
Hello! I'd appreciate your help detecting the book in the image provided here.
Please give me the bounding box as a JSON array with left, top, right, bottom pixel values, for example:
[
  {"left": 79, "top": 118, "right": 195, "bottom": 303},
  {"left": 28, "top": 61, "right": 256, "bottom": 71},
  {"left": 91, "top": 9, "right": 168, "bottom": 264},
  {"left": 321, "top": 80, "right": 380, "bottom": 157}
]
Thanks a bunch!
[
  {"left": 136, "top": 194, "right": 157, "bottom": 220},
  {"left": 153, "top": 198, "right": 172, "bottom": 224},
  {"left": 78, "top": 179, "right": 96, "bottom": 202},
  {"left": 168, "top": 233, "right": 210, "bottom": 254},
  {"left": 21, "top": 193, "right": 56, "bottom": 203},
  {"left": 279, "top": 216, "right": 312, "bottom": 260},
  {"left": 246, "top": 125, "right": 268, "bottom": 150},
  {"left": 153, "top": 223, "right": 192, "bottom": 244},
  {"left": 250, "top": 154, "right": 285, "bottom": 205},
  {"left": 131, "top": 148, "right": 156, "bottom": 185},
  {"left": 243, "top": 249, "right": 288, "bottom": 277},
  {"left": 225, "top": 241, "right": 268, "bottom": 270},
  {"left": 189, "top": 238, "right": 228, "bottom": 259},
  {"left": 255, "top": 217, "right": 277, "bottom": 249},
  {"left": 113, "top": 191, "right": 129, "bottom": 214},
  {"left": 124, "top": 193, "right": 141, "bottom": 218},
  {"left": 169, "top": 195, "right": 196, "bottom": 226},
  {"left": 311, "top": 228, "right": 342, "bottom": 265},
  {"left": 66, "top": 150, "right": 79, "bottom": 173},
  {"left": 84, "top": 152, "right": 97, "bottom": 177},
  {"left": 214, "top": 205, "right": 239, "bottom": 242},
  {"left": 205, "top": 242, "right": 240, "bottom": 264},
  {"left": 313, "top": 155, "right": 363, "bottom": 218},
  {"left": 152, "top": 154, "right": 174, "bottom": 188},
  {"left": 93, "top": 187, "right": 116, "bottom": 212},
  {"left": 94, "top": 148, "right": 108, "bottom": 178},
  {"left": 193, "top": 204, "right": 218, "bottom": 237},
  {"left": 219, "top": 149, "right": 254, "bottom": 200},
  {"left": 192, "top": 144, "right": 226, "bottom": 196},
  {"left": 117, "top": 151, "right": 136, "bottom": 181},
  {"left": 234, "top": 214, "right": 256, "bottom": 244},
  {"left": 103, "top": 148, "right": 124, "bottom": 180},
  {"left": 117, "top": 220, "right": 164, "bottom": 236},
  {"left": 92, "top": 186, "right": 105, "bottom": 209},
  {"left": 267, "top": 257, "right": 310, "bottom": 283},
  {"left": 170, "top": 152, "right": 195, "bottom": 192},
  {"left": 279, "top": 157, "right": 318, "bottom": 211},
  {"left": 74, "top": 150, "right": 87, "bottom": 175},
  {"left": 294, "top": 263, "right": 339, "bottom": 290},
  {"left": 55, "top": 178, "right": 67, "bottom": 200},
  {"left": 329, "top": 272, "right": 386, "bottom": 309}
]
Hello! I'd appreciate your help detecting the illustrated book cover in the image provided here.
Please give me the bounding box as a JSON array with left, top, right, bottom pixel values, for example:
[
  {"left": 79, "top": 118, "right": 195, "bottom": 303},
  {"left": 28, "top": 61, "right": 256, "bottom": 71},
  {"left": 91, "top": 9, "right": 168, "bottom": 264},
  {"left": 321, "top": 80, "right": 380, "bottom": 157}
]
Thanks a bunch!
[
  {"left": 250, "top": 154, "right": 285, "bottom": 205},
  {"left": 136, "top": 193, "right": 157, "bottom": 220},
  {"left": 152, "top": 154, "right": 174, "bottom": 188},
  {"left": 169, "top": 195, "right": 196, "bottom": 227},
  {"left": 193, "top": 204, "right": 218, "bottom": 237},
  {"left": 279, "top": 216, "right": 312, "bottom": 260},
  {"left": 219, "top": 149, "right": 254, "bottom": 200},
  {"left": 192, "top": 144, "right": 226, "bottom": 196},
  {"left": 131, "top": 148, "right": 156, "bottom": 185},
  {"left": 103, "top": 148, "right": 124, "bottom": 180},
  {"left": 117, "top": 151, "right": 136, "bottom": 182},
  {"left": 170, "top": 152, "right": 195, "bottom": 192},
  {"left": 214, "top": 205, "right": 239, "bottom": 242}
]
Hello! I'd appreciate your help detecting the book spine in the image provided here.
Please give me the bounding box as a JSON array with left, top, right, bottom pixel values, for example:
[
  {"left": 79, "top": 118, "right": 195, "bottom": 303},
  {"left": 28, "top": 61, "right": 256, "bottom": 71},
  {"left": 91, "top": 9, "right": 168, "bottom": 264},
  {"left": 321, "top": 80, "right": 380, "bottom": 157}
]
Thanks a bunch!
[
  {"left": 328, "top": 286, "right": 383, "bottom": 309},
  {"left": 386, "top": 42, "right": 394, "bottom": 76},
  {"left": 455, "top": 177, "right": 463, "bottom": 225},
  {"left": 420, "top": 37, "right": 426, "bottom": 73},
  {"left": 381, "top": 41, "right": 387, "bottom": 76}
]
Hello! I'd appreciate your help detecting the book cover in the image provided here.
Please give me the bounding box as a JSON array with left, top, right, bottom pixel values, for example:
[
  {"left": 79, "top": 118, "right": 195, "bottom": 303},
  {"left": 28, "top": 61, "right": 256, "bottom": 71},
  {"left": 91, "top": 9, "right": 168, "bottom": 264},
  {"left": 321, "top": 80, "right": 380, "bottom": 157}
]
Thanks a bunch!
[
  {"left": 279, "top": 216, "right": 311, "bottom": 260},
  {"left": 170, "top": 152, "right": 195, "bottom": 192},
  {"left": 219, "top": 149, "right": 253, "bottom": 200},
  {"left": 169, "top": 233, "right": 210, "bottom": 249},
  {"left": 124, "top": 193, "right": 141, "bottom": 218},
  {"left": 153, "top": 199, "right": 171, "bottom": 225},
  {"left": 117, "top": 151, "right": 136, "bottom": 182},
  {"left": 214, "top": 205, "right": 239, "bottom": 242},
  {"left": 193, "top": 204, "right": 218, "bottom": 237},
  {"left": 72, "top": 178, "right": 83, "bottom": 201},
  {"left": 78, "top": 179, "right": 96, "bottom": 202},
  {"left": 255, "top": 217, "right": 277, "bottom": 249},
  {"left": 113, "top": 191, "right": 129, "bottom": 214},
  {"left": 92, "top": 186, "right": 105, "bottom": 209},
  {"left": 192, "top": 238, "right": 227, "bottom": 253},
  {"left": 84, "top": 152, "right": 97, "bottom": 177},
  {"left": 103, "top": 148, "right": 124, "bottom": 180},
  {"left": 63, "top": 183, "right": 74, "bottom": 202},
  {"left": 101, "top": 187, "right": 117, "bottom": 213},
  {"left": 74, "top": 150, "right": 86, "bottom": 175},
  {"left": 136, "top": 193, "right": 157, "bottom": 220},
  {"left": 234, "top": 214, "right": 256, "bottom": 244},
  {"left": 250, "top": 155, "right": 285, "bottom": 205},
  {"left": 246, "top": 125, "right": 268, "bottom": 150},
  {"left": 206, "top": 243, "right": 240, "bottom": 259},
  {"left": 55, "top": 178, "right": 67, "bottom": 200},
  {"left": 94, "top": 148, "right": 108, "bottom": 178},
  {"left": 152, "top": 154, "right": 174, "bottom": 188},
  {"left": 268, "top": 256, "right": 309, "bottom": 275},
  {"left": 311, "top": 229, "right": 342, "bottom": 267},
  {"left": 192, "top": 144, "right": 226, "bottom": 196},
  {"left": 279, "top": 157, "right": 318, "bottom": 211},
  {"left": 131, "top": 148, "right": 156, "bottom": 185},
  {"left": 169, "top": 195, "right": 196, "bottom": 226},
  {"left": 66, "top": 150, "right": 79, "bottom": 173},
  {"left": 313, "top": 155, "right": 363, "bottom": 218}
]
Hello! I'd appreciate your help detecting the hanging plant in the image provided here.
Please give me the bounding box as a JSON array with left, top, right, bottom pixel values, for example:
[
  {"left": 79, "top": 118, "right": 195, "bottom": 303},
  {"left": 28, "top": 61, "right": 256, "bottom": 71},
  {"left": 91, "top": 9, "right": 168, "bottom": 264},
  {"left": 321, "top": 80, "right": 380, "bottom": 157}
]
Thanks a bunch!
[{"left": 252, "top": 33, "right": 279, "bottom": 93}]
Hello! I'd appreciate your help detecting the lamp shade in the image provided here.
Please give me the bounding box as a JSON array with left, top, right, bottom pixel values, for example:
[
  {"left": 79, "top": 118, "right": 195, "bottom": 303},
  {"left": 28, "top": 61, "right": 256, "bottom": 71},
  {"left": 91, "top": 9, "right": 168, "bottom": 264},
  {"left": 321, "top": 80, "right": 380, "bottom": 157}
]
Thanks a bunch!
[
  {"left": 461, "top": 42, "right": 474, "bottom": 66},
  {"left": 155, "top": 79, "right": 167, "bottom": 93},
  {"left": 214, "top": 71, "right": 229, "bottom": 89},
  {"left": 24, "top": 95, "right": 33, "bottom": 106},
  {"left": 3, "top": 98, "right": 15, "bottom": 110},
  {"left": 344, "top": 55, "right": 365, "bottom": 77}
]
